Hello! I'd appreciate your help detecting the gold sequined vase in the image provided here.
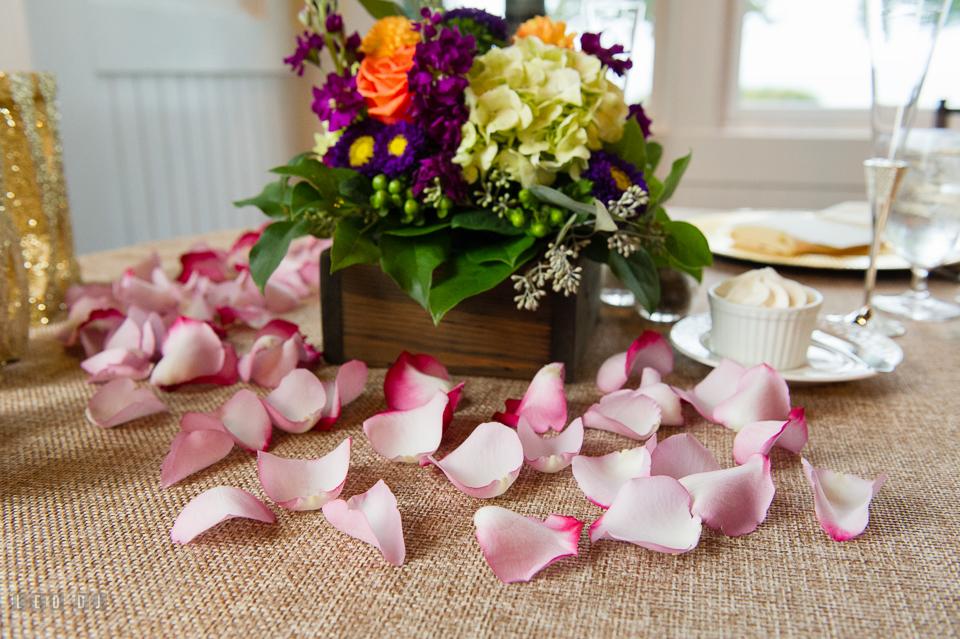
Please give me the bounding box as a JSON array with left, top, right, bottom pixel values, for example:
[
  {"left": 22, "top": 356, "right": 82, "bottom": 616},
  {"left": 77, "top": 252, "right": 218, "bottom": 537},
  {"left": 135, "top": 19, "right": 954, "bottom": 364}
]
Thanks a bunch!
[
  {"left": 0, "top": 71, "right": 80, "bottom": 327},
  {"left": 1, "top": 206, "right": 29, "bottom": 364}
]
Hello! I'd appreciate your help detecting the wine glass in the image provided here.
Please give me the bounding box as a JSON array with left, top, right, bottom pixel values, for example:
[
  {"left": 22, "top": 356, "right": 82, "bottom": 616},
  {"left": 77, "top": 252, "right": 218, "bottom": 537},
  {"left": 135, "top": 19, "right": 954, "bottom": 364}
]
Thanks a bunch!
[
  {"left": 872, "top": 128, "right": 960, "bottom": 320},
  {"left": 831, "top": 0, "right": 952, "bottom": 336}
]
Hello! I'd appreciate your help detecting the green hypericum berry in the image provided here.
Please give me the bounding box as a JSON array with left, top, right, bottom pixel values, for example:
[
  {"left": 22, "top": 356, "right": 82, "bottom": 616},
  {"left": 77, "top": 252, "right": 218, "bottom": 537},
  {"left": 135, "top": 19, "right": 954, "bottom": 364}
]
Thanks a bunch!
[
  {"left": 518, "top": 188, "right": 537, "bottom": 208},
  {"left": 509, "top": 209, "right": 526, "bottom": 227},
  {"left": 388, "top": 179, "right": 403, "bottom": 195},
  {"left": 405, "top": 188, "right": 414, "bottom": 200},
  {"left": 437, "top": 206, "right": 449, "bottom": 219},
  {"left": 372, "top": 175, "right": 388, "bottom": 191},
  {"left": 549, "top": 207, "right": 565, "bottom": 226},
  {"left": 403, "top": 199, "right": 420, "bottom": 215},
  {"left": 391, "top": 193, "right": 403, "bottom": 207},
  {"left": 530, "top": 221, "right": 549, "bottom": 237},
  {"left": 370, "top": 191, "right": 386, "bottom": 209},
  {"left": 439, "top": 195, "right": 454, "bottom": 210}
]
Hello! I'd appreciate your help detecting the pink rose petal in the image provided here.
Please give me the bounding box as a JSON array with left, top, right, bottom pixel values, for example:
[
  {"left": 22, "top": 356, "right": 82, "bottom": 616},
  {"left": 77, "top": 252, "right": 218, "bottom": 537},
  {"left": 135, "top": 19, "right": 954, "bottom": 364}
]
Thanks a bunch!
[
  {"left": 321, "top": 480, "right": 405, "bottom": 566},
  {"left": 209, "top": 389, "right": 273, "bottom": 452},
  {"left": 638, "top": 368, "right": 684, "bottom": 426},
  {"left": 384, "top": 351, "right": 452, "bottom": 411},
  {"left": 257, "top": 439, "right": 352, "bottom": 510},
  {"left": 115, "top": 266, "right": 181, "bottom": 315},
  {"left": 82, "top": 348, "right": 154, "bottom": 383},
  {"left": 363, "top": 390, "right": 448, "bottom": 463},
  {"left": 679, "top": 453, "right": 776, "bottom": 537},
  {"left": 802, "top": 459, "right": 887, "bottom": 541},
  {"left": 672, "top": 358, "right": 746, "bottom": 421},
  {"left": 596, "top": 331, "right": 674, "bottom": 393},
  {"left": 238, "top": 334, "right": 301, "bottom": 388},
  {"left": 257, "top": 319, "right": 320, "bottom": 364},
  {"left": 589, "top": 476, "right": 702, "bottom": 554},
  {"left": 712, "top": 364, "right": 791, "bottom": 432},
  {"left": 517, "top": 417, "right": 584, "bottom": 473},
  {"left": 77, "top": 308, "right": 126, "bottom": 357},
  {"left": 161, "top": 429, "right": 235, "bottom": 488},
  {"left": 85, "top": 378, "right": 168, "bottom": 428},
  {"left": 316, "top": 360, "right": 368, "bottom": 431},
  {"left": 493, "top": 363, "right": 567, "bottom": 433},
  {"left": 149, "top": 317, "right": 230, "bottom": 389},
  {"left": 424, "top": 422, "right": 524, "bottom": 499},
  {"left": 262, "top": 369, "right": 327, "bottom": 433},
  {"left": 571, "top": 446, "right": 652, "bottom": 508},
  {"left": 582, "top": 390, "right": 662, "bottom": 441},
  {"left": 178, "top": 248, "right": 230, "bottom": 283},
  {"left": 170, "top": 486, "right": 275, "bottom": 544},
  {"left": 732, "top": 407, "right": 808, "bottom": 465},
  {"left": 474, "top": 506, "right": 584, "bottom": 583},
  {"left": 649, "top": 433, "right": 722, "bottom": 479}
]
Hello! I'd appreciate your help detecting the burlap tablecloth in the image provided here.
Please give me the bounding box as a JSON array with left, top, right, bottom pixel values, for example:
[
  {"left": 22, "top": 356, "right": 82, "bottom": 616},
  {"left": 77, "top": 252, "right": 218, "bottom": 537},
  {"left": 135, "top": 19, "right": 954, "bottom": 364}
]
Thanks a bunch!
[{"left": 2, "top": 230, "right": 958, "bottom": 638}]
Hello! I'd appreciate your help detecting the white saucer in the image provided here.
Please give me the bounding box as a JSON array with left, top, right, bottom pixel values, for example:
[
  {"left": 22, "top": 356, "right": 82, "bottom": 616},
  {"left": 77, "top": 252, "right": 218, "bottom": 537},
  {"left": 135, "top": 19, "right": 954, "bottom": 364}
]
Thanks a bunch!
[{"left": 670, "top": 313, "right": 904, "bottom": 383}]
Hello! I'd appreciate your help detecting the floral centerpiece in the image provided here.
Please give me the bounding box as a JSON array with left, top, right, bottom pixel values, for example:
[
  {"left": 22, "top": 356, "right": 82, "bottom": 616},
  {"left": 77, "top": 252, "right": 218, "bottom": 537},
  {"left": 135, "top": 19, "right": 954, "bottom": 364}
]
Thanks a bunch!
[{"left": 239, "top": 0, "right": 711, "bottom": 324}]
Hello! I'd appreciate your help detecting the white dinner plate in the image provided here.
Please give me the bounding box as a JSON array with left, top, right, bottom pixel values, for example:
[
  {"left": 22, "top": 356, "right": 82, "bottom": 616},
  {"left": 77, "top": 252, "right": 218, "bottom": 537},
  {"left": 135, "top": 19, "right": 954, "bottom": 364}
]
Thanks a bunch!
[{"left": 670, "top": 313, "right": 904, "bottom": 383}]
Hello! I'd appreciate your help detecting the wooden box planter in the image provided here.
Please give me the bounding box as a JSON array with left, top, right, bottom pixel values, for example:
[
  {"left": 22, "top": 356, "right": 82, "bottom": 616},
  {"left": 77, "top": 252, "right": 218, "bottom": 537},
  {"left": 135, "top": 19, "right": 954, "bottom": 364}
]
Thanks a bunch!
[{"left": 320, "top": 251, "right": 601, "bottom": 380}]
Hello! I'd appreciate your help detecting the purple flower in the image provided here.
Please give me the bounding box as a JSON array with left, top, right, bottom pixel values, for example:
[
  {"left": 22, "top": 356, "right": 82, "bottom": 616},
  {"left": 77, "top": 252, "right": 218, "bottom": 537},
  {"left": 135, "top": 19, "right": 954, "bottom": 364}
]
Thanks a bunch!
[
  {"left": 311, "top": 72, "right": 365, "bottom": 131},
  {"left": 443, "top": 8, "right": 508, "bottom": 42},
  {"left": 325, "top": 119, "right": 385, "bottom": 177},
  {"left": 376, "top": 122, "right": 429, "bottom": 179},
  {"left": 413, "top": 153, "right": 468, "bottom": 203},
  {"left": 284, "top": 31, "right": 324, "bottom": 76},
  {"left": 325, "top": 14, "right": 344, "bottom": 33},
  {"left": 582, "top": 150, "right": 647, "bottom": 207},
  {"left": 580, "top": 33, "right": 634, "bottom": 77},
  {"left": 628, "top": 103, "right": 652, "bottom": 139}
]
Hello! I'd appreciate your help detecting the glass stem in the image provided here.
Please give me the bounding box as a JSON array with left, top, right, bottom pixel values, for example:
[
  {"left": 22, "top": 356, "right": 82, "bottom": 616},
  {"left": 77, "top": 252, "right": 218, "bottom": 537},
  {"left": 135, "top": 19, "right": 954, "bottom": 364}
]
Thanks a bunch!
[{"left": 908, "top": 266, "right": 931, "bottom": 300}]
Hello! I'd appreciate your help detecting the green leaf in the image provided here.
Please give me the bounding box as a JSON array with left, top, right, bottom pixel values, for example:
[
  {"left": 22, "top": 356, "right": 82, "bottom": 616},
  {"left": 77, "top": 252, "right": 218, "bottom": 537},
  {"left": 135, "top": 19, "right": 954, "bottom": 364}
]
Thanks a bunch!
[
  {"left": 357, "top": 0, "right": 405, "bottom": 19},
  {"left": 339, "top": 174, "right": 373, "bottom": 205},
  {"left": 380, "top": 222, "right": 451, "bottom": 237},
  {"left": 270, "top": 157, "right": 347, "bottom": 202},
  {"left": 663, "top": 220, "right": 713, "bottom": 271},
  {"left": 248, "top": 219, "right": 310, "bottom": 291},
  {"left": 604, "top": 118, "right": 646, "bottom": 173},
  {"left": 289, "top": 180, "right": 321, "bottom": 217},
  {"left": 330, "top": 217, "right": 380, "bottom": 272},
  {"left": 428, "top": 254, "right": 523, "bottom": 324},
  {"left": 450, "top": 210, "right": 527, "bottom": 235},
  {"left": 608, "top": 247, "right": 660, "bottom": 312},
  {"left": 658, "top": 151, "right": 692, "bottom": 205},
  {"left": 646, "top": 141, "right": 663, "bottom": 173},
  {"left": 464, "top": 234, "right": 536, "bottom": 267},
  {"left": 233, "top": 179, "right": 286, "bottom": 219},
  {"left": 646, "top": 175, "right": 664, "bottom": 207},
  {"left": 528, "top": 185, "right": 595, "bottom": 216},
  {"left": 379, "top": 232, "right": 450, "bottom": 311}
]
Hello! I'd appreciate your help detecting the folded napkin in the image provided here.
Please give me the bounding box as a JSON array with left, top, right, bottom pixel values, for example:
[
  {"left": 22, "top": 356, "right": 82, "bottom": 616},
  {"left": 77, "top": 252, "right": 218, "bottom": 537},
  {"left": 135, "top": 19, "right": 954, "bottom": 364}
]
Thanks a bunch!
[{"left": 731, "top": 203, "right": 873, "bottom": 257}]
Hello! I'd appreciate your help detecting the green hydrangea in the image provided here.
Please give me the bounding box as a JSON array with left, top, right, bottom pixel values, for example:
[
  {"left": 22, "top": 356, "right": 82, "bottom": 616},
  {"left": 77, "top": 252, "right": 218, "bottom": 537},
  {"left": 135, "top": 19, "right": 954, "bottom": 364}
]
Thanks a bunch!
[{"left": 453, "top": 36, "right": 628, "bottom": 187}]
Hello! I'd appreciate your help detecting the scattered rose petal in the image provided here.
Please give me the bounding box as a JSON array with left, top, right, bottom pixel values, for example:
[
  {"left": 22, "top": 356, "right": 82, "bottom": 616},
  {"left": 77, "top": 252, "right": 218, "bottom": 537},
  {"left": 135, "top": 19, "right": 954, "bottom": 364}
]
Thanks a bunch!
[
  {"left": 115, "top": 266, "right": 181, "bottom": 315},
  {"left": 208, "top": 389, "right": 273, "bottom": 452},
  {"left": 582, "top": 390, "right": 662, "bottom": 441},
  {"left": 517, "top": 417, "right": 584, "bottom": 473},
  {"left": 733, "top": 407, "right": 808, "bottom": 465},
  {"left": 802, "top": 459, "right": 887, "bottom": 541},
  {"left": 424, "top": 422, "right": 524, "bottom": 499},
  {"left": 316, "top": 360, "right": 368, "bottom": 431},
  {"left": 596, "top": 331, "right": 674, "bottom": 393},
  {"left": 82, "top": 347, "right": 153, "bottom": 382},
  {"left": 589, "top": 476, "right": 702, "bottom": 554},
  {"left": 321, "top": 480, "right": 405, "bottom": 566},
  {"left": 384, "top": 351, "right": 452, "bottom": 411},
  {"left": 672, "top": 358, "right": 746, "bottom": 421},
  {"left": 679, "top": 453, "right": 776, "bottom": 537},
  {"left": 571, "top": 446, "right": 652, "bottom": 508},
  {"left": 257, "top": 319, "right": 321, "bottom": 364},
  {"left": 161, "top": 430, "right": 235, "bottom": 488},
  {"left": 178, "top": 247, "right": 230, "bottom": 283},
  {"left": 77, "top": 308, "right": 126, "bottom": 357},
  {"left": 649, "top": 433, "right": 722, "bottom": 479},
  {"left": 493, "top": 363, "right": 567, "bottom": 433},
  {"left": 637, "top": 368, "right": 684, "bottom": 426},
  {"left": 262, "top": 369, "right": 327, "bottom": 433},
  {"left": 474, "top": 506, "right": 584, "bottom": 583},
  {"left": 85, "top": 378, "right": 168, "bottom": 428},
  {"left": 711, "top": 364, "right": 791, "bottom": 432},
  {"left": 363, "top": 390, "right": 448, "bottom": 463},
  {"left": 150, "top": 317, "right": 237, "bottom": 389},
  {"left": 238, "top": 334, "right": 301, "bottom": 388},
  {"left": 170, "top": 486, "right": 275, "bottom": 544},
  {"left": 257, "top": 439, "right": 352, "bottom": 510}
]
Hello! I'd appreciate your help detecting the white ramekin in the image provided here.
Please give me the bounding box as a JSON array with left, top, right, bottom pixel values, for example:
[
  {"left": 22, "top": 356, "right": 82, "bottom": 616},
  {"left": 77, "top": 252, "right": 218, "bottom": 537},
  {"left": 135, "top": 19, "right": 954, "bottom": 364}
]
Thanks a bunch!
[{"left": 708, "top": 282, "right": 823, "bottom": 370}]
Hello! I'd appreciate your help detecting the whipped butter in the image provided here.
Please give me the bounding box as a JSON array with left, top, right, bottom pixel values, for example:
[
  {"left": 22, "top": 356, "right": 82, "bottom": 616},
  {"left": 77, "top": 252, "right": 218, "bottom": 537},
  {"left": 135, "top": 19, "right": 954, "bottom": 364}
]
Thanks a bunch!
[{"left": 714, "top": 267, "right": 811, "bottom": 308}]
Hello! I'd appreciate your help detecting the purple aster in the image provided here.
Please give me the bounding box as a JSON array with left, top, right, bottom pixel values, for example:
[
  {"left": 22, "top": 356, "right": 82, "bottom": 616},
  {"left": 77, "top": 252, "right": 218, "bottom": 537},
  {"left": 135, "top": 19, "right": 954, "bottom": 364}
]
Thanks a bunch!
[
  {"left": 413, "top": 153, "right": 469, "bottom": 204},
  {"left": 376, "top": 122, "right": 429, "bottom": 179},
  {"left": 284, "top": 31, "right": 324, "bottom": 76},
  {"left": 311, "top": 72, "right": 365, "bottom": 131},
  {"left": 325, "top": 119, "right": 384, "bottom": 178},
  {"left": 325, "top": 13, "right": 343, "bottom": 33},
  {"left": 443, "top": 8, "right": 508, "bottom": 41},
  {"left": 628, "top": 103, "right": 652, "bottom": 139},
  {"left": 580, "top": 33, "right": 634, "bottom": 77},
  {"left": 582, "top": 150, "right": 647, "bottom": 208}
]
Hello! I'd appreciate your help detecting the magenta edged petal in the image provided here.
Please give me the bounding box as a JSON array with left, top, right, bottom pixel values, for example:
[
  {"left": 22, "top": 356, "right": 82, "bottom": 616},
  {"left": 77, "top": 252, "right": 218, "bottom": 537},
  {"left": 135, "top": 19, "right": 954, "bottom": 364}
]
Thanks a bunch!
[
  {"left": 650, "top": 433, "right": 721, "bottom": 479},
  {"left": 257, "top": 439, "right": 351, "bottom": 510},
  {"left": 597, "top": 332, "right": 674, "bottom": 393},
  {"left": 712, "top": 364, "right": 791, "bottom": 432},
  {"left": 571, "top": 446, "right": 652, "bottom": 508},
  {"left": 184, "top": 342, "right": 239, "bottom": 387},
  {"left": 442, "top": 381, "right": 466, "bottom": 430},
  {"left": 238, "top": 335, "right": 300, "bottom": 388},
  {"left": 170, "top": 486, "right": 275, "bottom": 544},
  {"left": 425, "top": 422, "right": 524, "bottom": 498},
  {"left": 84, "top": 378, "right": 168, "bottom": 428},
  {"left": 161, "top": 430, "right": 235, "bottom": 488},
  {"left": 517, "top": 417, "right": 584, "bottom": 473},
  {"left": 321, "top": 480, "right": 405, "bottom": 566},
  {"left": 802, "top": 458, "right": 887, "bottom": 541},
  {"left": 582, "top": 390, "right": 661, "bottom": 440},
  {"left": 679, "top": 453, "right": 776, "bottom": 537},
  {"left": 474, "top": 506, "right": 584, "bottom": 583},
  {"left": 363, "top": 390, "right": 447, "bottom": 463},
  {"left": 384, "top": 351, "right": 452, "bottom": 411},
  {"left": 149, "top": 316, "right": 227, "bottom": 389},
  {"left": 210, "top": 389, "right": 273, "bottom": 452},
  {"left": 82, "top": 347, "right": 154, "bottom": 383},
  {"left": 774, "top": 407, "right": 808, "bottom": 453},
  {"left": 672, "top": 358, "right": 746, "bottom": 422},
  {"left": 732, "top": 408, "right": 806, "bottom": 466},
  {"left": 335, "top": 359, "right": 368, "bottom": 406},
  {"left": 589, "top": 476, "right": 702, "bottom": 553},
  {"left": 511, "top": 363, "right": 568, "bottom": 433},
  {"left": 262, "top": 369, "right": 327, "bottom": 433}
]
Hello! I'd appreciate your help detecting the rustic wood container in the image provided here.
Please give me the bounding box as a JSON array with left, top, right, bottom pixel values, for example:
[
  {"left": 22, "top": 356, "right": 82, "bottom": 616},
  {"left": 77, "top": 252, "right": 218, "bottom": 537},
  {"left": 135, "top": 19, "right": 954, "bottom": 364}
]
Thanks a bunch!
[{"left": 320, "top": 251, "right": 601, "bottom": 380}]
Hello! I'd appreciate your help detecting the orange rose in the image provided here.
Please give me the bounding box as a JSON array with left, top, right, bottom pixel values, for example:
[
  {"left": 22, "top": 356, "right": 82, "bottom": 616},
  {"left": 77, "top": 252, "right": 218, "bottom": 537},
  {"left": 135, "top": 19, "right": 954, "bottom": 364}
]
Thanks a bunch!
[
  {"left": 514, "top": 16, "right": 576, "bottom": 48},
  {"left": 356, "top": 45, "right": 416, "bottom": 125}
]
